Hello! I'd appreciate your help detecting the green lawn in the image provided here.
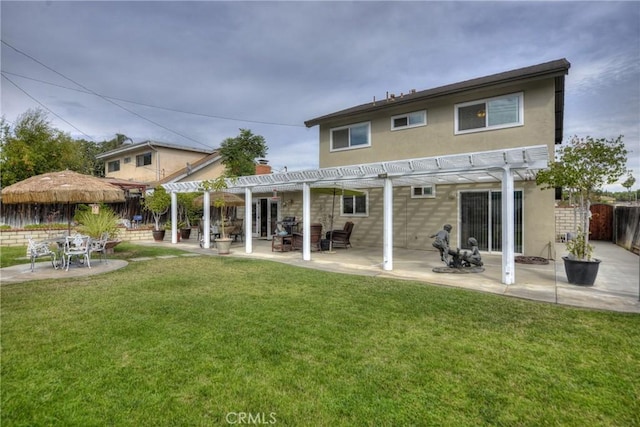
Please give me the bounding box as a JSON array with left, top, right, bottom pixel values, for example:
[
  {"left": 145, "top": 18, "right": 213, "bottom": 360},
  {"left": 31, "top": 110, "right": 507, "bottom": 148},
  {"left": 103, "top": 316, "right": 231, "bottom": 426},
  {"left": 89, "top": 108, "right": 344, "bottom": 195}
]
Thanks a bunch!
[{"left": 1, "top": 253, "right": 639, "bottom": 426}]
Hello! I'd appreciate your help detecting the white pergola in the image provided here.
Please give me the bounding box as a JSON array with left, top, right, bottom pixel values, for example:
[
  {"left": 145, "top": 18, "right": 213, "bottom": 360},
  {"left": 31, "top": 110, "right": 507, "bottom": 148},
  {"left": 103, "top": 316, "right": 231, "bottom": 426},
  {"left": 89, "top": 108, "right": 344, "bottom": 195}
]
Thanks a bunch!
[{"left": 162, "top": 145, "right": 549, "bottom": 285}]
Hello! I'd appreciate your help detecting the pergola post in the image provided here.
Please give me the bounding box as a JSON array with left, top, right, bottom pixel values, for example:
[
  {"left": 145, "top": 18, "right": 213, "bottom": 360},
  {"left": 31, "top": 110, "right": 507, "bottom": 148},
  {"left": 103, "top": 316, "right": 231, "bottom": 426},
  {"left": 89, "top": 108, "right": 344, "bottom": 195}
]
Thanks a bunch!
[
  {"left": 382, "top": 177, "right": 393, "bottom": 271},
  {"left": 244, "top": 187, "right": 253, "bottom": 254},
  {"left": 203, "top": 191, "right": 211, "bottom": 249},
  {"left": 502, "top": 166, "right": 515, "bottom": 285},
  {"left": 170, "top": 191, "right": 178, "bottom": 244},
  {"left": 302, "top": 182, "right": 311, "bottom": 261}
]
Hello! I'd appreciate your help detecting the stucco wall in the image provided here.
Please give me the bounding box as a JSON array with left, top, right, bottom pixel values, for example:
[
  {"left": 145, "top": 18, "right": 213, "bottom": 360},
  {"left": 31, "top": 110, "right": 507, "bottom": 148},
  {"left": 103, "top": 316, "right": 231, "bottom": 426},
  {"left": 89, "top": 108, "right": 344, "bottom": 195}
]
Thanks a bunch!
[
  {"left": 317, "top": 79, "right": 556, "bottom": 168},
  {"left": 279, "top": 180, "right": 555, "bottom": 257},
  {"left": 104, "top": 147, "right": 208, "bottom": 182}
]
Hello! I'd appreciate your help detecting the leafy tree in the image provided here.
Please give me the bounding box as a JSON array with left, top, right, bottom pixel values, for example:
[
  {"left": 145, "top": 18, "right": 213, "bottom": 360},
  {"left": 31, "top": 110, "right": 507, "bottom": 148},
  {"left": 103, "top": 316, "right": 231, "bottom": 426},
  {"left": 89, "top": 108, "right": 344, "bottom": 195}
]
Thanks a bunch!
[
  {"left": 622, "top": 174, "right": 636, "bottom": 202},
  {"left": 142, "top": 186, "right": 171, "bottom": 231},
  {"left": 219, "top": 129, "right": 268, "bottom": 177},
  {"left": 0, "top": 109, "right": 89, "bottom": 186},
  {"left": 536, "top": 135, "right": 628, "bottom": 257}
]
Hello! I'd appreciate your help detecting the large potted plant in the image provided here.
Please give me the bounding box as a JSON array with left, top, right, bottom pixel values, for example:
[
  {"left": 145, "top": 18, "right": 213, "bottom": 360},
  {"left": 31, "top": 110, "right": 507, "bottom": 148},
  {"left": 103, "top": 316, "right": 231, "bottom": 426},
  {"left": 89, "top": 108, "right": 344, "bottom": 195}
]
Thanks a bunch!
[
  {"left": 143, "top": 186, "right": 171, "bottom": 242},
  {"left": 177, "top": 193, "right": 199, "bottom": 240},
  {"left": 202, "top": 176, "right": 234, "bottom": 255},
  {"left": 536, "top": 135, "right": 628, "bottom": 285}
]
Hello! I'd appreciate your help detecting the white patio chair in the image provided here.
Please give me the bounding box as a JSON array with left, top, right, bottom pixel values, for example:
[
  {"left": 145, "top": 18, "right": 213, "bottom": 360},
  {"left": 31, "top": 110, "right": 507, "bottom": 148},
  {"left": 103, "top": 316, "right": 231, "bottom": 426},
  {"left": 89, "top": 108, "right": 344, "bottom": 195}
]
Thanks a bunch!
[
  {"left": 90, "top": 232, "right": 109, "bottom": 264},
  {"left": 64, "top": 234, "right": 92, "bottom": 271},
  {"left": 27, "top": 237, "right": 58, "bottom": 272}
]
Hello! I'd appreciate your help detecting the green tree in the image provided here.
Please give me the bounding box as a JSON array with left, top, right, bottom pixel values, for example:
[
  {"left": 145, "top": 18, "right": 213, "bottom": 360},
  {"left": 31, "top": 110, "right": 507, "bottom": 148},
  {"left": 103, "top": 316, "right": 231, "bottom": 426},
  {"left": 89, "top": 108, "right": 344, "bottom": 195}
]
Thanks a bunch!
[
  {"left": 0, "top": 109, "right": 88, "bottom": 186},
  {"left": 622, "top": 174, "right": 636, "bottom": 202},
  {"left": 143, "top": 186, "right": 171, "bottom": 231},
  {"left": 536, "top": 135, "right": 628, "bottom": 257},
  {"left": 219, "top": 129, "right": 268, "bottom": 177}
]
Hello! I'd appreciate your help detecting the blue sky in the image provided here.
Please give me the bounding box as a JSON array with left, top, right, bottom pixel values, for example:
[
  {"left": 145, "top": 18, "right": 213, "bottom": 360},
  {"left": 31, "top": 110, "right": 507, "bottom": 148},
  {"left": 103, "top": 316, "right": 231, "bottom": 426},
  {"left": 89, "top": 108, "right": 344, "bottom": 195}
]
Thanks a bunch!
[{"left": 2, "top": 1, "right": 638, "bottom": 191}]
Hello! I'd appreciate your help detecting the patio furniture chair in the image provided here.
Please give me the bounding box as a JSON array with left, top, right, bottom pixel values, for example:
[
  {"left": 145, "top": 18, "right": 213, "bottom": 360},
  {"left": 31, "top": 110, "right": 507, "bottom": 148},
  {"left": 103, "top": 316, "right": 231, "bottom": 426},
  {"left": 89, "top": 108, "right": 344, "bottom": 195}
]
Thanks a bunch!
[
  {"left": 27, "top": 237, "right": 58, "bottom": 272},
  {"left": 326, "top": 221, "right": 354, "bottom": 249},
  {"left": 90, "top": 232, "right": 110, "bottom": 264},
  {"left": 64, "top": 234, "right": 92, "bottom": 271},
  {"left": 229, "top": 219, "right": 244, "bottom": 242},
  {"left": 292, "top": 223, "right": 323, "bottom": 251}
]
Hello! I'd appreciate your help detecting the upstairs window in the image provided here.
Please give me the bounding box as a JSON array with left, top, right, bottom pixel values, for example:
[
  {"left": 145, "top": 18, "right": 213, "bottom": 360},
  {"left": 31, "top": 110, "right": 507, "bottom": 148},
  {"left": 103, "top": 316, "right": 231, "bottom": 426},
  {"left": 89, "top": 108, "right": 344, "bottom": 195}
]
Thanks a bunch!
[
  {"left": 107, "top": 160, "right": 120, "bottom": 172},
  {"left": 411, "top": 185, "right": 436, "bottom": 198},
  {"left": 330, "top": 122, "right": 371, "bottom": 151},
  {"left": 136, "top": 152, "right": 152, "bottom": 167},
  {"left": 455, "top": 92, "right": 523, "bottom": 134},
  {"left": 391, "top": 110, "right": 427, "bottom": 130},
  {"left": 342, "top": 193, "right": 368, "bottom": 216},
  {"left": 123, "top": 157, "right": 131, "bottom": 164}
]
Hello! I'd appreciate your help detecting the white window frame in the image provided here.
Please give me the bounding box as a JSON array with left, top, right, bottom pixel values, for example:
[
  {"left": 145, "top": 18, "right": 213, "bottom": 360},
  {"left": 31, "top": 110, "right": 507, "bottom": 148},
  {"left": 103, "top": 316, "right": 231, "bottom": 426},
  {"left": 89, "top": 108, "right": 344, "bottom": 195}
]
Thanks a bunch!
[
  {"left": 391, "top": 110, "right": 427, "bottom": 131},
  {"left": 330, "top": 122, "right": 371, "bottom": 152},
  {"left": 341, "top": 192, "right": 369, "bottom": 217},
  {"left": 410, "top": 184, "right": 436, "bottom": 199},
  {"left": 454, "top": 92, "right": 524, "bottom": 135}
]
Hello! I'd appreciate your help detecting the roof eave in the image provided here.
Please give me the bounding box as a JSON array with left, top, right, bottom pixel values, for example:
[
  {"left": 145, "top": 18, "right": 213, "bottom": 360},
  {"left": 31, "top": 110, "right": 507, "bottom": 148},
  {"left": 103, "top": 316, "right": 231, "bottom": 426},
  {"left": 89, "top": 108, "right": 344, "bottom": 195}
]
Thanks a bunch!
[{"left": 304, "top": 58, "right": 571, "bottom": 127}]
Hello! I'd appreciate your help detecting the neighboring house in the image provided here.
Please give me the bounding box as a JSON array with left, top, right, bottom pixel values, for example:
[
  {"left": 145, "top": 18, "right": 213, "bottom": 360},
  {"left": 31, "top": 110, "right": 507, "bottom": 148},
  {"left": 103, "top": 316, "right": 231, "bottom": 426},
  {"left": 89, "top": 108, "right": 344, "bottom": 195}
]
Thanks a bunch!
[
  {"left": 299, "top": 58, "right": 570, "bottom": 258},
  {"left": 96, "top": 141, "right": 218, "bottom": 185}
]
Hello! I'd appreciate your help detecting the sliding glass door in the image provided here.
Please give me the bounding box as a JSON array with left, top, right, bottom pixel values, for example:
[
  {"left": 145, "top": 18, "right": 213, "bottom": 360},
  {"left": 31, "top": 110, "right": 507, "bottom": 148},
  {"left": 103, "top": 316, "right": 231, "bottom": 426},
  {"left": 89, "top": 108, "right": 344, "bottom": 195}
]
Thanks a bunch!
[{"left": 460, "top": 190, "right": 522, "bottom": 253}]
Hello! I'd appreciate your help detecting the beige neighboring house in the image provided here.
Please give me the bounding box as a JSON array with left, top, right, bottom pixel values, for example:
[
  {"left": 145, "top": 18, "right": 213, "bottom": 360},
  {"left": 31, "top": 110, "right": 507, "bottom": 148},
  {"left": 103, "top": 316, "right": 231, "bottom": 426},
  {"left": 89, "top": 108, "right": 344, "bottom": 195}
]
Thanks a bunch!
[
  {"left": 299, "top": 58, "right": 571, "bottom": 257},
  {"left": 96, "top": 141, "right": 221, "bottom": 185}
]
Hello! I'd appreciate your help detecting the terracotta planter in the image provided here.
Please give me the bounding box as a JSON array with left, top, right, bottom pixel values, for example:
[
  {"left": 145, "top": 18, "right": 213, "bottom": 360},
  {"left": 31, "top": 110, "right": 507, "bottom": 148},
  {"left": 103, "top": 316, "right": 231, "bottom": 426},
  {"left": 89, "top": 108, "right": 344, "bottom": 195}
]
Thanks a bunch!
[
  {"left": 180, "top": 228, "right": 192, "bottom": 240},
  {"left": 562, "top": 256, "right": 601, "bottom": 286}
]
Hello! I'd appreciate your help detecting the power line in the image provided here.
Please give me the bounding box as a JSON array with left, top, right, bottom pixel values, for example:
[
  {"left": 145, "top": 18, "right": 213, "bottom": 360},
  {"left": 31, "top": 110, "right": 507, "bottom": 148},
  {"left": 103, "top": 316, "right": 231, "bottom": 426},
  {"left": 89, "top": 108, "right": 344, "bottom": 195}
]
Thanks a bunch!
[
  {"left": 1, "top": 73, "right": 95, "bottom": 140},
  {"left": 2, "top": 40, "right": 210, "bottom": 149},
  {"left": 2, "top": 70, "right": 305, "bottom": 128}
]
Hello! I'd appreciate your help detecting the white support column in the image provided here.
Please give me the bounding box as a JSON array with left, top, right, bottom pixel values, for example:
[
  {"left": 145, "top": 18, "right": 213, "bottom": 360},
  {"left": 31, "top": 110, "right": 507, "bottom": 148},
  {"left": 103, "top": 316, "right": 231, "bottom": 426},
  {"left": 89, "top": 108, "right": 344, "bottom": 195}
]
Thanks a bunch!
[
  {"left": 203, "top": 191, "right": 211, "bottom": 249},
  {"left": 302, "top": 182, "right": 311, "bottom": 261},
  {"left": 502, "top": 166, "right": 515, "bottom": 285},
  {"left": 382, "top": 177, "right": 393, "bottom": 271},
  {"left": 170, "top": 191, "right": 178, "bottom": 244},
  {"left": 244, "top": 187, "right": 253, "bottom": 254}
]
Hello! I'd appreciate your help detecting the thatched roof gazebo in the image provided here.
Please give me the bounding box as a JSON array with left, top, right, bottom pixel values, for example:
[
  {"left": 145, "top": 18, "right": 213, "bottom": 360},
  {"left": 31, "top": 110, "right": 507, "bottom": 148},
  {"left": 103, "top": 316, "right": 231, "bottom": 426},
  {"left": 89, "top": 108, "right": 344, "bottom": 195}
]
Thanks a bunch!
[
  {"left": 1, "top": 170, "right": 126, "bottom": 231},
  {"left": 1, "top": 170, "right": 126, "bottom": 204}
]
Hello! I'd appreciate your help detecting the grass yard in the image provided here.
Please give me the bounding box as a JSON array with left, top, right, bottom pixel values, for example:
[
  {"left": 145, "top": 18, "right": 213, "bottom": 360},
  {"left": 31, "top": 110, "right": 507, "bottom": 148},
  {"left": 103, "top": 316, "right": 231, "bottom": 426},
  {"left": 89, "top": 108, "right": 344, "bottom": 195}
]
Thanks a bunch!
[{"left": 1, "top": 254, "right": 639, "bottom": 426}]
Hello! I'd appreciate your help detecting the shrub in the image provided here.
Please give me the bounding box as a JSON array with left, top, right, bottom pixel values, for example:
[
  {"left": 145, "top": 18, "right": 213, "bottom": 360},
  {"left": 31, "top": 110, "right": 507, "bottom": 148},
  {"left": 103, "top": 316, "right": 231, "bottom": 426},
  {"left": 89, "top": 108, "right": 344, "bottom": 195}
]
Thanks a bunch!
[{"left": 75, "top": 205, "right": 120, "bottom": 239}]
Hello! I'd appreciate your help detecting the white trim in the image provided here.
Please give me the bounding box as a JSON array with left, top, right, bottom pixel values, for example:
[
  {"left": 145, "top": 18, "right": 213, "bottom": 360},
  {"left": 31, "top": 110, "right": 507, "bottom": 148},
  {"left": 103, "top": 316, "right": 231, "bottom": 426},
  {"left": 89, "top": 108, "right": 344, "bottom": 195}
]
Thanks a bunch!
[
  {"left": 391, "top": 110, "right": 427, "bottom": 131},
  {"left": 410, "top": 184, "right": 436, "bottom": 199},
  {"left": 454, "top": 92, "right": 524, "bottom": 135}
]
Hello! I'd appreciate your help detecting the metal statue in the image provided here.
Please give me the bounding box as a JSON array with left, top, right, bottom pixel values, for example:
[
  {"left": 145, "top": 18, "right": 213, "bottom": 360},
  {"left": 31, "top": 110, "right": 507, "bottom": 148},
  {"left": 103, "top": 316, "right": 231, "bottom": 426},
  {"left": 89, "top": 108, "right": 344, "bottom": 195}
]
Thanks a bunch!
[{"left": 431, "top": 225, "right": 484, "bottom": 273}]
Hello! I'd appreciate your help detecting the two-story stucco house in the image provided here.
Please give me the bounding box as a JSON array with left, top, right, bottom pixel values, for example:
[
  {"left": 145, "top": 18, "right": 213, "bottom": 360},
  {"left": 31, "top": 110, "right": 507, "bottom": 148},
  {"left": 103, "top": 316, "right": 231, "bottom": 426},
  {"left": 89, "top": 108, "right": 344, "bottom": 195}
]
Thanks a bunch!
[
  {"left": 301, "top": 58, "right": 570, "bottom": 258},
  {"left": 163, "top": 58, "right": 570, "bottom": 284},
  {"left": 96, "top": 140, "right": 221, "bottom": 185}
]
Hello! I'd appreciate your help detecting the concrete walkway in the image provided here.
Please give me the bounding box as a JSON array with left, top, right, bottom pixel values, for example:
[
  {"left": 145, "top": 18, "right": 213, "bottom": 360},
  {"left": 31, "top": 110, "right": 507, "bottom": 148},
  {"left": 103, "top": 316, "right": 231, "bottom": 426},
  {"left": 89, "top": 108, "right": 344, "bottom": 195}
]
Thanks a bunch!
[{"left": 2, "top": 238, "right": 638, "bottom": 313}]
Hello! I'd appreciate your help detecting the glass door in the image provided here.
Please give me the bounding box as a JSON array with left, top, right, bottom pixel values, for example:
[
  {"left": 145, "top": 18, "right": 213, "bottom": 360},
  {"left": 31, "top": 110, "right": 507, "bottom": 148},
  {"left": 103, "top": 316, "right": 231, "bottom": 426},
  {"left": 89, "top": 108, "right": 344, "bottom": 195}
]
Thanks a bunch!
[
  {"left": 460, "top": 190, "right": 522, "bottom": 253},
  {"left": 252, "top": 198, "right": 281, "bottom": 239}
]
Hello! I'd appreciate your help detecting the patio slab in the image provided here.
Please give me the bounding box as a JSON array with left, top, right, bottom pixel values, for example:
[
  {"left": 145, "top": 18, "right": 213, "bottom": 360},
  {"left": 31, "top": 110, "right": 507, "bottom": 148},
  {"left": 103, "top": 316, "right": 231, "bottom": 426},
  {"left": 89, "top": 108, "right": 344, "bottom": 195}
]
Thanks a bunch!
[{"left": 162, "top": 238, "right": 639, "bottom": 313}]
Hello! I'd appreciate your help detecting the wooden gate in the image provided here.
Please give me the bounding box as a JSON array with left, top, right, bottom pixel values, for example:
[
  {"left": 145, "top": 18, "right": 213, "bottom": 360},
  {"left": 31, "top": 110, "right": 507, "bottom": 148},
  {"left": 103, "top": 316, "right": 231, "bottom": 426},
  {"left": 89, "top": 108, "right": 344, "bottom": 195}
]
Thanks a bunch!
[{"left": 590, "top": 204, "right": 614, "bottom": 241}]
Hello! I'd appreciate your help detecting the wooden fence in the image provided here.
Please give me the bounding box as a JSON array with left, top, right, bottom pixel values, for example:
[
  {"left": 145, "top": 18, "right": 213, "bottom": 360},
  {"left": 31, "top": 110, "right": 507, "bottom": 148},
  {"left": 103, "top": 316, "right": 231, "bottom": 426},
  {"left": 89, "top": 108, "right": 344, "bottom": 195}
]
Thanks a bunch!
[{"left": 614, "top": 206, "right": 640, "bottom": 254}]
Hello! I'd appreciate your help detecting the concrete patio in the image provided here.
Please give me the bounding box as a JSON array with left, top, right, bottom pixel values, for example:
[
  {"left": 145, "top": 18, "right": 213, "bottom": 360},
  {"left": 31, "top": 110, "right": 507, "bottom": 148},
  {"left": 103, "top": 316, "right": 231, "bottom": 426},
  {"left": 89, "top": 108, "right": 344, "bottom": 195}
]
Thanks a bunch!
[
  {"left": 158, "top": 237, "right": 640, "bottom": 313},
  {"left": 2, "top": 237, "right": 638, "bottom": 313}
]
